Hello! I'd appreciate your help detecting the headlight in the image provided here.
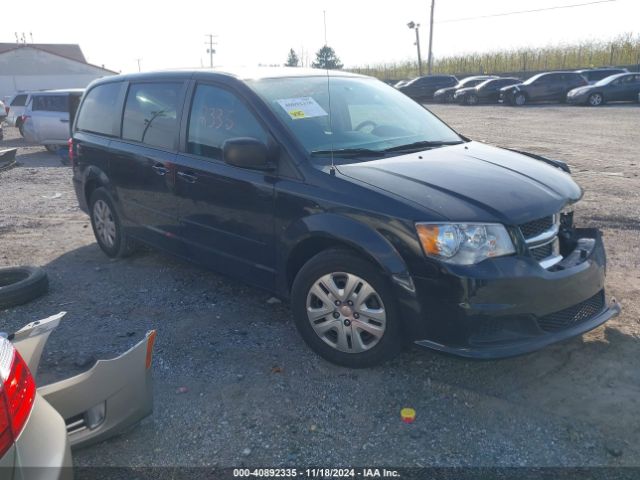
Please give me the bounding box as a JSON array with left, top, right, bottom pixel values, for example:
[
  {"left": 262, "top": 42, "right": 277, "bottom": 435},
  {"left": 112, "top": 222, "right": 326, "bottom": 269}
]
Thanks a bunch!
[{"left": 415, "top": 223, "right": 515, "bottom": 265}]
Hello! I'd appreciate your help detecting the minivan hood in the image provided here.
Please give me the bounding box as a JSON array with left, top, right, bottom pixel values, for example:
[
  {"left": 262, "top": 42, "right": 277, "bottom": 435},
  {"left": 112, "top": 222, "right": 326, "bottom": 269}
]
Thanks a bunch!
[{"left": 335, "top": 142, "right": 582, "bottom": 225}]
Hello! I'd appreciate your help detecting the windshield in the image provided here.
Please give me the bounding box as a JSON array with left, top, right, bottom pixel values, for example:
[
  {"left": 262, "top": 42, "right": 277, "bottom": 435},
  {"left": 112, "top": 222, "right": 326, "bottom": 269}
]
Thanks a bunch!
[
  {"left": 247, "top": 76, "right": 462, "bottom": 163},
  {"left": 523, "top": 73, "right": 545, "bottom": 85},
  {"left": 457, "top": 77, "right": 485, "bottom": 88},
  {"left": 594, "top": 73, "right": 625, "bottom": 86}
]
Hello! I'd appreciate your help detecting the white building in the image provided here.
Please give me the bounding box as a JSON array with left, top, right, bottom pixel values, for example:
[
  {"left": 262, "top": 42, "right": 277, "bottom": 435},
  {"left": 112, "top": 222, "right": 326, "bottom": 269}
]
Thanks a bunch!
[{"left": 0, "top": 43, "right": 117, "bottom": 99}]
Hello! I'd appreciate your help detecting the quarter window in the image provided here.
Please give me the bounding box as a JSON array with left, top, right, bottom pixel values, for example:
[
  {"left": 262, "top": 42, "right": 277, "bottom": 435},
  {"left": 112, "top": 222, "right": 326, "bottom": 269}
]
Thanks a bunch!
[
  {"left": 122, "top": 82, "right": 182, "bottom": 149},
  {"left": 187, "top": 84, "right": 267, "bottom": 160},
  {"left": 76, "top": 83, "right": 123, "bottom": 136}
]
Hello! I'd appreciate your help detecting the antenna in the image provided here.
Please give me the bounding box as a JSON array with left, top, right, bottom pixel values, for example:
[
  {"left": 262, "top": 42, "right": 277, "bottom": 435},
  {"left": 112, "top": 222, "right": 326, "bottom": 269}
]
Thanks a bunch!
[{"left": 323, "top": 10, "right": 336, "bottom": 175}]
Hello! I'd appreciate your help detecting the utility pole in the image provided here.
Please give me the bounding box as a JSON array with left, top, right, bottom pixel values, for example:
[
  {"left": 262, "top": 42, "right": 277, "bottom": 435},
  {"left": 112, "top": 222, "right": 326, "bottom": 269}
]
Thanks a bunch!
[
  {"left": 135, "top": 58, "right": 142, "bottom": 72},
  {"left": 205, "top": 34, "right": 218, "bottom": 68},
  {"left": 427, "top": 0, "right": 435, "bottom": 75},
  {"left": 407, "top": 22, "right": 423, "bottom": 76}
]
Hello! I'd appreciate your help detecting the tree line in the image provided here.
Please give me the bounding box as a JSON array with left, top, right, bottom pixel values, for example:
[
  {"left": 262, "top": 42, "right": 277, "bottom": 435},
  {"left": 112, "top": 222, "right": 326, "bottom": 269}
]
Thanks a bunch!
[{"left": 285, "top": 46, "right": 343, "bottom": 69}]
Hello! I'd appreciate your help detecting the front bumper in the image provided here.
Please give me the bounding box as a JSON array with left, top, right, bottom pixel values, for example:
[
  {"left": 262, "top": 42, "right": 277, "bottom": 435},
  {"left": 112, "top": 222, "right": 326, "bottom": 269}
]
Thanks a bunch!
[
  {"left": 411, "top": 228, "right": 620, "bottom": 359},
  {"left": 566, "top": 93, "right": 589, "bottom": 105}
]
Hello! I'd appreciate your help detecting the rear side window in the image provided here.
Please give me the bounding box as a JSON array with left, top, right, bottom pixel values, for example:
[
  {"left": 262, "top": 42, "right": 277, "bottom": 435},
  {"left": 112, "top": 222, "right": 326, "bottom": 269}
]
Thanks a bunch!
[
  {"left": 187, "top": 84, "right": 267, "bottom": 160},
  {"left": 122, "top": 82, "right": 182, "bottom": 150},
  {"left": 10, "top": 94, "right": 28, "bottom": 107},
  {"left": 32, "top": 95, "right": 67, "bottom": 112},
  {"left": 76, "top": 83, "right": 123, "bottom": 136}
]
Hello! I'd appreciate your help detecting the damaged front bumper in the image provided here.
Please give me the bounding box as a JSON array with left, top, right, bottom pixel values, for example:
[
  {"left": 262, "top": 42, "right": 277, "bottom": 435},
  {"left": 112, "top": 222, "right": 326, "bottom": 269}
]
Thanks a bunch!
[{"left": 412, "top": 228, "right": 621, "bottom": 359}]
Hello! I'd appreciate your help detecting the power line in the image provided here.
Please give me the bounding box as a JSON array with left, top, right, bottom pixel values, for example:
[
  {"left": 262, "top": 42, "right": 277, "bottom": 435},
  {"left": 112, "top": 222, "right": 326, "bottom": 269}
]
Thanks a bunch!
[{"left": 437, "top": 0, "right": 617, "bottom": 24}]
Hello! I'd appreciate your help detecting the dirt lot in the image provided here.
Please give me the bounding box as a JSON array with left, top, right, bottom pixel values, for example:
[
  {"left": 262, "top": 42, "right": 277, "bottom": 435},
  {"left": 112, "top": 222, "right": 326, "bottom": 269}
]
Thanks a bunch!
[{"left": 0, "top": 104, "right": 639, "bottom": 468}]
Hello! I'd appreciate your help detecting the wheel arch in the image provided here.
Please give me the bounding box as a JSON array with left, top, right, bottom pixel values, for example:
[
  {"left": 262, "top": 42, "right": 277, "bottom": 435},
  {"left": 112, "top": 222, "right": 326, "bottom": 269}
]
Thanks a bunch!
[{"left": 281, "top": 213, "right": 411, "bottom": 294}]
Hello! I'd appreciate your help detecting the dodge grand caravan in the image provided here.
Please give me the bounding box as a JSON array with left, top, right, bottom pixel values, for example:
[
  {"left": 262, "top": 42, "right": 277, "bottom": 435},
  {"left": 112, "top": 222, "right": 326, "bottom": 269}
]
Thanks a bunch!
[{"left": 70, "top": 68, "right": 620, "bottom": 367}]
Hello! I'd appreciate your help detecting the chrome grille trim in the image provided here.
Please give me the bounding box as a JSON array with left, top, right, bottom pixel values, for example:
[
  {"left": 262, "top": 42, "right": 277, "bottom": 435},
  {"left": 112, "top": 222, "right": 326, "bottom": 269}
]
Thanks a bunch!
[
  {"left": 520, "top": 214, "right": 563, "bottom": 269},
  {"left": 523, "top": 214, "right": 560, "bottom": 246}
]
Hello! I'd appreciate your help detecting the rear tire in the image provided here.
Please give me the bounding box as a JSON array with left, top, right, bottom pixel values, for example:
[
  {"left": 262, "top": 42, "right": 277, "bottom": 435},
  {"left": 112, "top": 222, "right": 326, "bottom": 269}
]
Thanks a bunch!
[
  {"left": 45, "top": 145, "right": 58, "bottom": 153},
  {"left": 291, "top": 249, "right": 402, "bottom": 368},
  {"left": 0, "top": 266, "right": 48, "bottom": 309},
  {"left": 89, "top": 188, "right": 136, "bottom": 258}
]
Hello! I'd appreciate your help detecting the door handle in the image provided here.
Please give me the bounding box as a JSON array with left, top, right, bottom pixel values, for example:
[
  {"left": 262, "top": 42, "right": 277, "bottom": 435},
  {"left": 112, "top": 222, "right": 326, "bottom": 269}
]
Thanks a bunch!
[
  {"left": 60, "top": 119, "right": 69, "bottom": 123},
  {"left": 177, "top": 171, "right": 198, "bottom": 183},
  {"left": 152, "top": 164, "right": 169, "bottom": 176}
]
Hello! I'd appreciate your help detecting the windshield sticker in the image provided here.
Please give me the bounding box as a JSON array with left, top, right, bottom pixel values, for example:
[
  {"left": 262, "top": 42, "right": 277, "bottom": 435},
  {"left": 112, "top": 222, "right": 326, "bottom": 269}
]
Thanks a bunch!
[{"left": 276, "top": 97, "right": 328, "bottom": 120}]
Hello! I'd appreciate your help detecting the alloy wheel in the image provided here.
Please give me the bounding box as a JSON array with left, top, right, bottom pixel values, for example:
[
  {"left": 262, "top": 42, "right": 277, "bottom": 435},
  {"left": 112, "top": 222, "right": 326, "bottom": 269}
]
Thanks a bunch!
[
  {"left": 306, "top": 272, "right": 386, "bottom": 354},
  {"left": 589, "top": 93, "right": 603, "bottom": 106},
  {"left": 93, "top": 199, "right": 116, "bottom": 248}
]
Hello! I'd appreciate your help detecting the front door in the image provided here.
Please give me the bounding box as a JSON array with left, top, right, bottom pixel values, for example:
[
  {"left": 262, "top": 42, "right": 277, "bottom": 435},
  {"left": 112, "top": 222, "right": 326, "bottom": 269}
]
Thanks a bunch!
[{"left": 174, "top": 83, "right": 276, "bottom": 289}]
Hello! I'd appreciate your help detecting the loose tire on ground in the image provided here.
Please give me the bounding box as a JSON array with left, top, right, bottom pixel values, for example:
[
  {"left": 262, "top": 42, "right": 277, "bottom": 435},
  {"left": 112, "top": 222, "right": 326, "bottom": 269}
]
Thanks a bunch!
[
  {"left": 0, "top": 266, "right": 49, "bottom": 309},
  {"left": 89, "top": 187, "right": 137, "bottom": 258},
  {"left": 291, "top": 248, "right": 402, "bottom": 368}
]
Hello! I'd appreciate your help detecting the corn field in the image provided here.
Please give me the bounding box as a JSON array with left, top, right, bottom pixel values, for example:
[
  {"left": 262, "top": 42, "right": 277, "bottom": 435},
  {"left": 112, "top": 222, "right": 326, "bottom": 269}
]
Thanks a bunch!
[{"left": 350, "top": 34, "right": 640, "bottom": 81}]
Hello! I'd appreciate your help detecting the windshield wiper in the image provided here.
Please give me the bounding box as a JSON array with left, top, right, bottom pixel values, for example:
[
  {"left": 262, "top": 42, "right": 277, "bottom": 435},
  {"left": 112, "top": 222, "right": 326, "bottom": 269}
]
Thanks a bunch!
[
  {"left": 383, "top": 140, "right": 463, "bottom": 153},
  {"left": 310, "top": 148, "right": 385, "bottom": 158}
]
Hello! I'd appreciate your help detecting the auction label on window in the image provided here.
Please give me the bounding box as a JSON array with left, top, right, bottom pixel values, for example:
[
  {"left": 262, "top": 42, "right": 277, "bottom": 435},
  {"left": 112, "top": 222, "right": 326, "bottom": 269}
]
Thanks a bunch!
[{"left": 276, "top": 97, "right": 328, "bottom": 120}]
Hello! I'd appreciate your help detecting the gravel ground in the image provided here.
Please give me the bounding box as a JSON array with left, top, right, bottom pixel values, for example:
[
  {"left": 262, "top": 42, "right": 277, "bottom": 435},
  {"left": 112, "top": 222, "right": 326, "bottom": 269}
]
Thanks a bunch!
[{"left": 0, "top": 103, "right": 639, "bottom": 468}]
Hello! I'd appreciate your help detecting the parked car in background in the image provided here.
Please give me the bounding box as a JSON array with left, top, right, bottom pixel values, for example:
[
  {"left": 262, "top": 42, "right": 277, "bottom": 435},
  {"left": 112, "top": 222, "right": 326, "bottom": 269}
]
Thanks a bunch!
[
  {"left": 567, "top": 72, "right": 640, "bottom": 106},
  {"left": 71, "top": 68, "right": 619, "bottom": 368},
  {"left": 499, "top": 72, "right": 587, "bottom": 105},
  {"left": 394, "top": 80, "right": 409, "bottom": 88},
  {"left": 433, "top": 75, "right": 498, "bottom": 103},
  {"left": 574, "top": 67, "right": 628, "bottom": 84},
  {"left": 0, "top": 311, "right": 155, "bottom": 478},
  {"left": 22, "top": 89, "right": 84, "bottom": 152},
  {"left": 396, "top": 74, "right": 458, "bottom": 102},
  {"left": 0, "top": 99, "right": 7, "bottom": 122},
  {"left": 5, "top": 93, "right": 31, "bottom": 134},
  {"left": 454, "top": 77, "right": 521, "bottom": 105}
]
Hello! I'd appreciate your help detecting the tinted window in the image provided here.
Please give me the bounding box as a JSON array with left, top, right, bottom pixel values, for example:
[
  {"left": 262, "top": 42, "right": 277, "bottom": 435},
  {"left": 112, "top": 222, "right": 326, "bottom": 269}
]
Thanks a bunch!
[
  {"left": 32, "top": 95, "right": 67, "bottom": 112},
  {"left": 122, "top": 83, "right": 182, "bottom": 149},
  {"left": 187, "top": 84, "right": 267, "bottom": 160},
  {"left": 11, "top": 94, "right": 28, "bottom": 107},
  {"left": 76, "top": 83, "right": 123, "bottom": 136}
]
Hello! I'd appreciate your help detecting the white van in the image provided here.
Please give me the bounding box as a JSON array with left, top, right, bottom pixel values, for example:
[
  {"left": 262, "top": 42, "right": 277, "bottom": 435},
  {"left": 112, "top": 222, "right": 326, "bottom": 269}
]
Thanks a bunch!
[{"left": 22, "top": 89, "right": 83, "bottom": 150}]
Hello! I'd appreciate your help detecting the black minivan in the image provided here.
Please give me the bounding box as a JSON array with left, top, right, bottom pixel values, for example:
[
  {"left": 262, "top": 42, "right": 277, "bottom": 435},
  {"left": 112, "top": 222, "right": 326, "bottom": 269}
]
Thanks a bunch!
[{"left": 71, "top": 68, "right": 620, "bottom": 367}]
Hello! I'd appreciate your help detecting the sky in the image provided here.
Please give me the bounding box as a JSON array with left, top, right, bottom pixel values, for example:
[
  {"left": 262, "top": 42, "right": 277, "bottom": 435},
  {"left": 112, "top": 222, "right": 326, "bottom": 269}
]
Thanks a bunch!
[{"left": 5, "top": 0, "right": 639, "bottom": 73}]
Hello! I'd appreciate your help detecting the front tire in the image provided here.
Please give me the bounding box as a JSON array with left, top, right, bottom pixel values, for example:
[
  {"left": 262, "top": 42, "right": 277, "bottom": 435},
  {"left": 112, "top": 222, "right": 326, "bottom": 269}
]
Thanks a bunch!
[
  {"left": 588, "top": 93, "right": 604, "bottom": 106},
  {"left": 291, "top": 249, "right": 402, "bottom": 368},
  {"left": 89, "top": 188, "right": 136, "bottom": 258},
  {"left": 465, "top": 93, "right": 479, "bottom": 105},
  {"left": 514, "top": 93, "right": 527, "bottom": 106}
]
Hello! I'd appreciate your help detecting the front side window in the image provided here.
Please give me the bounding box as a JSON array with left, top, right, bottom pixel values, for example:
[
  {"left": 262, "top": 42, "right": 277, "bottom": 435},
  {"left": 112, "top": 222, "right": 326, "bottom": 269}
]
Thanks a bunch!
[
  {"left": 187, "top": 84, "right": 267, "bottom": 160},
  {"left": 122, "top": 82, "right": 182, "bottom": 149},
  {"left": 76, "top": 83, "right": 123, "bottom": 136},
  {"left": 248, "top": 76, "right": 461, "bottom": 164}
]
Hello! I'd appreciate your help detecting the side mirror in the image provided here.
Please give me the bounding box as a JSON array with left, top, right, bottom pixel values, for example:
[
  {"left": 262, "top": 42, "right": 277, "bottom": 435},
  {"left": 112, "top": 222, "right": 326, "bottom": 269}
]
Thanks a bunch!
[{"left": 222, "top": 137, "right": 275, "bottom": 171}]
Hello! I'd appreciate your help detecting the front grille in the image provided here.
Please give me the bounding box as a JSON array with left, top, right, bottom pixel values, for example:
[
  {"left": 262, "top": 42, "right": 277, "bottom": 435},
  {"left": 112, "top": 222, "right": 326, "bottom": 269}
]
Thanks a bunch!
[
  {"left": 519, "top": 215, "right": 554, "bottom": 240},
  {"left": 537, "top": 290, "right": 605, "bottom": 333},
  {"left": 530, "top": 242, "right": 553, "bottom": 261}
]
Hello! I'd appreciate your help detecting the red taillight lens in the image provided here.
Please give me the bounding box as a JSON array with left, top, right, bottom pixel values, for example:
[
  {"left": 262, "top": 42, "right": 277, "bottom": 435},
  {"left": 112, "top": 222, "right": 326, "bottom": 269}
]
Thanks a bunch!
[
  {"left": 21, "top": 114, "right": 30, "bottom": 124},
  {"left": 3, "top": 106, "right": 8, "bottom": 115},
  {"left": 0, "top": 338, "right": 36, "bottom": 457},
  {"left": 68, "top": 138, "right": 75, "bottom": 164}
]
